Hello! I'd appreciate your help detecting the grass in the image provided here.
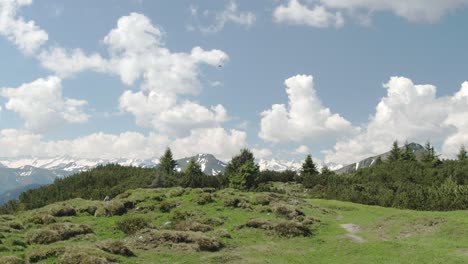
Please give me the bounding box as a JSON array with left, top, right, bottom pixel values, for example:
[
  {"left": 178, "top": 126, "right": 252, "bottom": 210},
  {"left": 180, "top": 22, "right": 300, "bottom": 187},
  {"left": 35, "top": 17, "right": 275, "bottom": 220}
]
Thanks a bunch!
[{"left": 0, "top": 184, "right": 466, "bottom": 263}]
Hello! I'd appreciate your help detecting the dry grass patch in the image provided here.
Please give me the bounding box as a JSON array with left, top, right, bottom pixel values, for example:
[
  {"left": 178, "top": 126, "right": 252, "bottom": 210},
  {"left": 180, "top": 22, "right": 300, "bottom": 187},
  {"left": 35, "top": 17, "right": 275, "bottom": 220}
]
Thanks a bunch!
[
  {"left": 97, "top": 240, "right": 135, "bottom": 257},
  {"left": 130, "top": 229, "right": 224, "bottom": 252}
]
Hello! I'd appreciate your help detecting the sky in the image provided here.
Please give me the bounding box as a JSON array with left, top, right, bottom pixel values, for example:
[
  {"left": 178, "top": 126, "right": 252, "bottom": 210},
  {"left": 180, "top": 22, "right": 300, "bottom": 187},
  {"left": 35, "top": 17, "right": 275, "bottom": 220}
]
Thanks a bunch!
[{"left": 0, "top": 0, "right": 468, "bottom": 165}]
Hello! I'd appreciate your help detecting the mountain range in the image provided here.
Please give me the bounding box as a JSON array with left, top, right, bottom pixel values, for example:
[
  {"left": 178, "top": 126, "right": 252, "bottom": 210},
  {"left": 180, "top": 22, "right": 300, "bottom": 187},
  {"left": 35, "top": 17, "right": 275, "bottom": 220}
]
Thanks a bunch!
[
  {"left": 1, "top": 143, "right": 422, "bottom": 205},
  {"left": 0, "top": 154, "right": 306, "bottom": 204},
  {"left": 334, "top": 143, "right": 426, "bottom": 174}
]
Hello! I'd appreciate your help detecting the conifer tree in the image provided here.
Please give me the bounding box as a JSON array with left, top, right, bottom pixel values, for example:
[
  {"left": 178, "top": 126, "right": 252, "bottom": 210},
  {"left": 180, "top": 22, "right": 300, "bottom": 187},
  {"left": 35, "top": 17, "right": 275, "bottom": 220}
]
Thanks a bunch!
[
  {"left": 388, "top": 141, "right": 402, "bottom": 162},
  {"left": 457, "top": 145, "right": 467, "bottom": 161},
  {"left": 401, "top": 142, "right": 416, "bottom": 161},
  {"left": 226, "top": 148, "right": 259, "bottom": 190},
  {"left": 301, "top": 155, "right": 318, "bottom": 175},
  {"left": 182, "top": 158, "right": 204, "bottom": 188},
  {"left": 159, "top": 148, "right": 178, "bottom": 175},
  {"left": 422, "top": 141, "right": 439, "bottom": 166}
]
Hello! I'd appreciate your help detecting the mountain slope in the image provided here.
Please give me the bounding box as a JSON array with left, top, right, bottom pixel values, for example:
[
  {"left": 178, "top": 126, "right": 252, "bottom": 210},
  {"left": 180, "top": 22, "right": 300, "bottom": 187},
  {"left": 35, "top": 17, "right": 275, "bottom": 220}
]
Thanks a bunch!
[
  {"left": 175, "top": 154, "right": 226, "bottom": 175},
  {"left": 335, "top": 143, "right": 426, "bottom": 174}
]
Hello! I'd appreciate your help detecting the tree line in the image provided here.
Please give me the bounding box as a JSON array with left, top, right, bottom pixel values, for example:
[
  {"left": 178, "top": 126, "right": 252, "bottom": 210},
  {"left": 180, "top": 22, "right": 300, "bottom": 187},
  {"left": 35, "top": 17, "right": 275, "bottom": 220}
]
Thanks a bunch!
[{"left": 1, "top": 141, "right": 467, "bottom": 214}]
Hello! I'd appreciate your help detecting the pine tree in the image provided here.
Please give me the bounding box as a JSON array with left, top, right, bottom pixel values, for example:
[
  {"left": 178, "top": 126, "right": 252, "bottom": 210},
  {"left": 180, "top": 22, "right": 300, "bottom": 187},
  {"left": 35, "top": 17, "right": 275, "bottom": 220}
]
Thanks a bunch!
[
  {"left": 159, "top": 148, "right": 178, "bottom": 175},
  {"left": 457, "top": 145, "right": 467, "bottom": 161},
  {"left": 226, "top": 148, "right": 259, "bottom": 190},
  {"left": 230, "top": 159, "right": 259, "bottom": 190},
  {"left": 422, "top": 141, "right": 439, "bottom": 166},
  {"left": 301, "top": 155, "right": 318, "bottom": 175},
  {"left": 401, "top": 142, "right": 416, "bottom": 161},
  {"left": 182, "top": 158, "right": 204, "bottom": 188},
  {"left": 388, "top": 141, "right": 401, "bottom": 162}
]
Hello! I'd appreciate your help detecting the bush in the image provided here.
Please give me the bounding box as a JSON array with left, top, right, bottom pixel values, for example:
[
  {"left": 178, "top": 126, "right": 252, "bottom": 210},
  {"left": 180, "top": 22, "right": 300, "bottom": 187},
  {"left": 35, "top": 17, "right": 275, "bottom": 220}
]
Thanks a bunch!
[
  {"left": 129, "top": 229, "right": 224, "bottom": 252},
  {"left": 273, "top": 204, "right": 305, "bottom": 220},
  {"left": 49, "top": 205, "right": 76, "bottom": 217},
  {"left": 159, "top": 201, "right": 177, "bottom": 213},
  {"left": 195, "top": 193, "right": 214, "bottom": 205},
  {"left": 244, "top": 218, "right": 273, "bottom": 230},
  {"left": 174, "top": 221, "right": 212, "bottom": 232},
  {"left": 97, "top": 240, "right": 135, "bottom": 257},
  {"left": 27, "top": 214, "right": 56, "bottom": 225},
  {"left": 0, "top": 256, "right": 24, "bottom": 264},
  {"left": 27, "top": 230, "right": 61, "bottom": 244},
  {"left": 49, "top": 223, "right": 94, "bottom": 240},
  {"left": 28, "top": 246, "right": 65, "bottom": 263},
  {"left": 274, "top": 221, "right": 311, "bottom": 237},
  {"left": 116, "top": 216, "right": 151, "bottom": 235},
  {"left": 57, "top": 252, "right": 113, "bottom": 264},
  {"left": 94, "top": 201, "right": 127, "bottom": 217}
]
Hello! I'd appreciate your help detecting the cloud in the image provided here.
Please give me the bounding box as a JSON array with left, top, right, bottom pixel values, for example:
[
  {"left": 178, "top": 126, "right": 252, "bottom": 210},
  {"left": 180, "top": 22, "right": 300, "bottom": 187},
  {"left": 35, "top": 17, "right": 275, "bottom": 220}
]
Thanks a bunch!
[
  {"left": 252, "top": 148, "right": 273, "bottom": 159},
  {"left": 38, "top": 13, "right": 230, "bottom": 135},
  {"left": 273, "top": 0, "right": 344, "bottom": 28},
  {"left": 295, "top": 145, "right": 309, "bottom": 154},
  {"left": 0, "top": 76, "right": 89, "bottom": 132},
  {"left": 0, "top": 0, "right": 48, "bottom": 54},
  {"left": 103, "top": 13, "right": 230, "bottom": 134},
  {"left": 0, "top": 127, "right": 247, "bottom": 160},
  {"left": 38, "top": 47, "right": 108, "bottom": 78},
  {"left": 170, "top": 127, "right": 247, "bottom": 161},
  {"left": 259, "top": 74, "right": 358, "bottom": 143},
  {"left": 319, "top": 0, "right": 468, "bottom": 23},
  {"left": 0, "top": 129, "right": 169, "bottom": 159},
  {"left": 190, "top": 1, "right": 256, "bottom": 34},
  {"left": 324, "top": 77, "right": 468, "bottom": 164}
]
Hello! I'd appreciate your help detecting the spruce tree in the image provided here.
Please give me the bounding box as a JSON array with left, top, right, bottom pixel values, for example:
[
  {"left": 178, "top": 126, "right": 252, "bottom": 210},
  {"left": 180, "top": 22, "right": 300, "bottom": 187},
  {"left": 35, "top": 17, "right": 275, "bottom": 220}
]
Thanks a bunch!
[
  {"left": 457, "top": 145, "right": 467, "bottom": 161},
  {"left": 301, "top": 155, "right": 319, "bottom": 187},
  {"left": 226, "top": 148, "right": 259, "bottom": 190},
  {"left": 230, "top": 159, "right": 259, "bottom": 190},
  {"left": 183, "top": 158, "right": 204, "bottom": 188},
  {"left": 388, "top": 141, "right": 401, "bottom": 162},
  {"left": 301, "top": 155, "right": 318, "bottom": 175},
  {"left": 422, "top": 141, "right": 439, "bottom": 166},
  {"left": 401, "top": 142, "right": 416, "bottom": 161},
  {"left": 159, "top": 148, "right": 178, "bottom": 175}
]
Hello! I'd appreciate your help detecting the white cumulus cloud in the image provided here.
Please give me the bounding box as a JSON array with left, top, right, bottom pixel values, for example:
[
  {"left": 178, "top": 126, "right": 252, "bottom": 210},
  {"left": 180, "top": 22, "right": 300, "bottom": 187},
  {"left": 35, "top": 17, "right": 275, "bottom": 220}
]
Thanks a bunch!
[
  {"left": 0, "top": 76, "right": 89, "bottom": 132},
  {"left": 0, "top": 0, "right": 48, "bottom": 54},
  {"left": 38, "top": 13, "right": 230, "bottom": 136},
  {"left": 259, "top": 74, "right": 358, "bottom": 143},
  {"left": 170, "top": 127, "right": 247, "bottom": 161},
  {"left": 324, "top": 77, "right": 468, "bottom": 164},
  {"left": 274, "top": 0, "right": 344, "bottom": 28}
]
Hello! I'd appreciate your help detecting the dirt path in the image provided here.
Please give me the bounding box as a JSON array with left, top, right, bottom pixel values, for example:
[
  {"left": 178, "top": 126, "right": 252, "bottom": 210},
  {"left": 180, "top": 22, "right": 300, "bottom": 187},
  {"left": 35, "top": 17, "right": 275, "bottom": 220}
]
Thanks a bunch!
[{"left": 340, "top": 223, "right": 367, "bottom": 243}]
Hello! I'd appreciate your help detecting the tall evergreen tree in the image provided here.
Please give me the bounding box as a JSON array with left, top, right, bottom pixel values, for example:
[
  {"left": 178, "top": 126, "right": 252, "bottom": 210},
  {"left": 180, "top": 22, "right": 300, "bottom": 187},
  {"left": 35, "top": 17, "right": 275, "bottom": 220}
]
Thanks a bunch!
[
  {"left": 457, "top": 145, "right": 467, "bottom": 161},
  {"left": 159, "top": 148, "right": 178, "bottom": 175},
  {"left": 422, "top": 141, "right": 439, "bottom": 166},
  {"left": 401, "top": 142, "right": 416, "bottom": 161},
  {"left": 182, "top": 158, "right": 204, "bottom": 188},
  {"left": 388, "top": 141, "right": 402, "bottom": 162},
  {"left": 229, "top": 159, "right": 259, "bottom": 190},
  {"left": 301, "top": 155, "right": 318, "bottom": 175},
  {"left": 226, "top": 148, "right": 259, "bottom": 190},
  {"left": 301, "top": 155, "right": 319, "bottom": 187}
]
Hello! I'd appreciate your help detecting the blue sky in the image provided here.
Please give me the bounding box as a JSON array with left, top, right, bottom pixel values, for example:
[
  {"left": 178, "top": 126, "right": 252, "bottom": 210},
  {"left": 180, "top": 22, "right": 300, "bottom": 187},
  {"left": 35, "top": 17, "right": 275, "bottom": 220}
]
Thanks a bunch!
[{"left": 0, "top": 0, "right": 468, "bottom": 165}]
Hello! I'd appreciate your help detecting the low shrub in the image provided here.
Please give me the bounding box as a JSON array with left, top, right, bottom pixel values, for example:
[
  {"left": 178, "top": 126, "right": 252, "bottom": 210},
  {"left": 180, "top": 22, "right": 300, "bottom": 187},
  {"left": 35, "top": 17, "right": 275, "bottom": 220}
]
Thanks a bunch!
[
  {"left": 195, "top": 193, "right": 214, "bottom": 205},
  {"left": 97, "top": 240, "right": 135, "bottom": 257},
  {"left": 274, "top": 221, "right": 311, "bottom": 237},
  {"left": 116, "top": 216, "right": 151, "bottom": 235},
  {"left": 159, "top": 201, "right": 177, "bottom": 213}
]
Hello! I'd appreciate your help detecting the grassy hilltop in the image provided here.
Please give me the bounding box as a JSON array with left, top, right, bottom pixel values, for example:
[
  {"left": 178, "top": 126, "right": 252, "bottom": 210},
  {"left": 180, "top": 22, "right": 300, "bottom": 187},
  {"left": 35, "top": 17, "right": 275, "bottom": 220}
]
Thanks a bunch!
[{"left": 0, "top": 183, "right": 467, "bottom": 264}]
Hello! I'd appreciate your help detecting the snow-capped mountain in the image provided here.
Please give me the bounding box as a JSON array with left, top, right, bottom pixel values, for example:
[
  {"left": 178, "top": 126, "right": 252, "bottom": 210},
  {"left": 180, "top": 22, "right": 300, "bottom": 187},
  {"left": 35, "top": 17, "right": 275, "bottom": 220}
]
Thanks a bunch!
[
  {"left": 175, "top": 154, "right": 226, "bottom": 176},
  {"left": 0, "top": 156, "right": 159, "bottom": 172},
  {"left": 258, "top": 158, "right": 343, "bottom": 172}
]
